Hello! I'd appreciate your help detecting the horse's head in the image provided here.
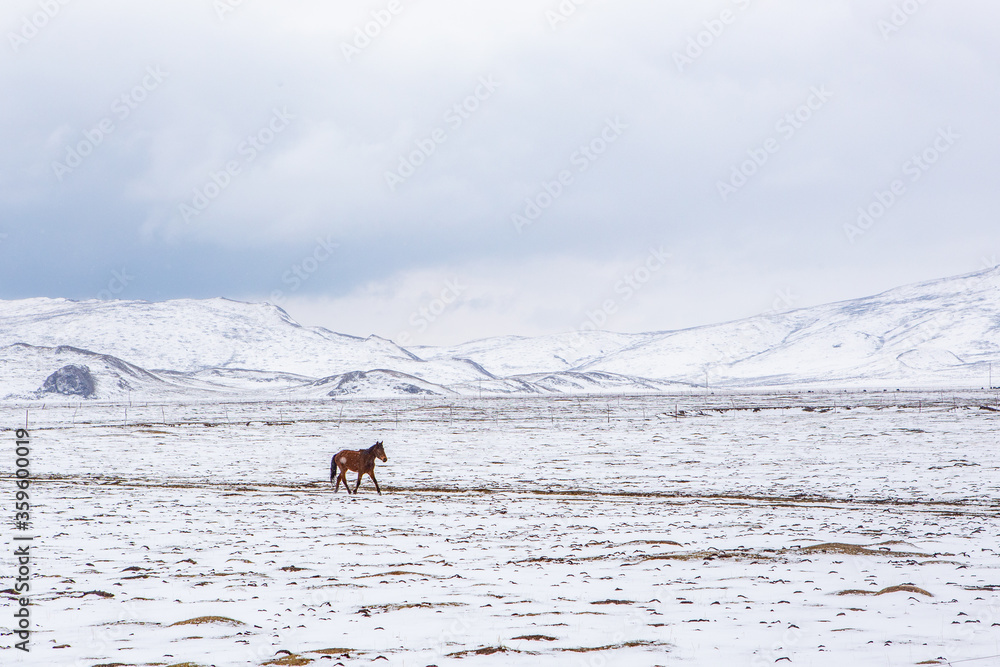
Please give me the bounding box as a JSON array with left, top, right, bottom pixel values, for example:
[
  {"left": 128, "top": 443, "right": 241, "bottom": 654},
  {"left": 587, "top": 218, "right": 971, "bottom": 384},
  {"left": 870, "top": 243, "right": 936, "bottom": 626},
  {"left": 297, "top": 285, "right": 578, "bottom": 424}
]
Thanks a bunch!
[{"left": 373, "top": 440, "right": 387, "bottom": 462}]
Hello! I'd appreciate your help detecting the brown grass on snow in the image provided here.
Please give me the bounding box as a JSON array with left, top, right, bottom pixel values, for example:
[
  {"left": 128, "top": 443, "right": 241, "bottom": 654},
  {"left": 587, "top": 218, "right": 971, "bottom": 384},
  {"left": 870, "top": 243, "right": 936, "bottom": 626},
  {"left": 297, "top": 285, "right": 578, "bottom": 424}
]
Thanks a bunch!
[
  {"left": 835, "top": 584, "right": 932, "bottom": 597},
  {"left": 263, "top": 653, "right": 313, "bottom": 666},
  {"left": 800, "top": 543, "right": 929, "bottom": 557},
  {"left": 168, "top": 615, "right": 245, "bottom": 627}
]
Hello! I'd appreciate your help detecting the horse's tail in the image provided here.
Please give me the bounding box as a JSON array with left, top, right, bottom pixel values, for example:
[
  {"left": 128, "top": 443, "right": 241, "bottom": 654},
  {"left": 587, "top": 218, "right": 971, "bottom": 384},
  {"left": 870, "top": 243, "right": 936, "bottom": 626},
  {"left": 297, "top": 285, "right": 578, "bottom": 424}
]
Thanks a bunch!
[{"left": 330, "top": 455, "right": 336, "bottom": 485}]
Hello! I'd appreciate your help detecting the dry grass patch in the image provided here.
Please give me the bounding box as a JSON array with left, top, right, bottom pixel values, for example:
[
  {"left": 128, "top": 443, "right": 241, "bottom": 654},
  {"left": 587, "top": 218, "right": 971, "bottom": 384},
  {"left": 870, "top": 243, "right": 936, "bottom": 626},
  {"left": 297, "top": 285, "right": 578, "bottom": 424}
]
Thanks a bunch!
[
  {"left": 355, "top": 570, "right": 437, "bottom": 579},
  {"left": 643, "top": 549, "right": 780, "bottom": 563},
  {"left": 168, "top": 616, "right": 245, "bottom": 627},
  {"left": 513, "top": 634, "right": 558, "bottom": 641},
  {"left": 360, "top": 601, "right": 466, "bottom": 614},
  {"left": 447, "top": 646, "right": 532, "bottom": 658},
  {"left": 77, "top": 590, "right": 115, "bottom": 598},
  {"left": 919, "top": 559, "right": 963, "bottom": 566},
  {"left": 835, "top": 585, "right": 932, "bottom": 597},
  {"left": 263, "top": 652, "right": 313, "bottom": 666},
  {"left": 561, "top": 640, "right": 665, "bottom": 652},
  {"left": 799, "top": 543, "right": 929, "bottom": 558}
]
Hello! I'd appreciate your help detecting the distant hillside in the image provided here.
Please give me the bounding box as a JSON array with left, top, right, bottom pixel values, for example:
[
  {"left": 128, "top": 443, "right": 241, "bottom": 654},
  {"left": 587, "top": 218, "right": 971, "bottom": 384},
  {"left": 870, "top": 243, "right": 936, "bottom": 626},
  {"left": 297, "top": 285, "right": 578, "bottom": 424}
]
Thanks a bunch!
[
  {"left": 0, "top": 344, "right": 196, "bottom": 401},
  {"left": 1, "top": 266, "right": 998, "bottom": 401},
  {"left": 423, "top": 266, "right": 1000, "bottom": 388}
]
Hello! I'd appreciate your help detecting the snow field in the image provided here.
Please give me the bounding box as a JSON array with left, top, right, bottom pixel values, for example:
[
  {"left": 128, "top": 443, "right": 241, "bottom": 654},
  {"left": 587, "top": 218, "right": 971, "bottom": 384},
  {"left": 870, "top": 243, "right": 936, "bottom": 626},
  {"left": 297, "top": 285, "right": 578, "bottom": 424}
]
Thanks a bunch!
[{"left": 1, "top": 392, "right": 998, "bottom": 666}]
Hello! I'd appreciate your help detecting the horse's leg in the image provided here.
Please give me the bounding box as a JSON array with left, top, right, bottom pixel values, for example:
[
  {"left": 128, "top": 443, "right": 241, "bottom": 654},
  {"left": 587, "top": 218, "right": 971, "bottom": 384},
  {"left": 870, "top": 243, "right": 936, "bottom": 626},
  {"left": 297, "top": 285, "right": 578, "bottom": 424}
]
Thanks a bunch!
[
  {"left": 336, "top": 468, "right": 349, "bottom": 494},
  {"left": 369, "top": 471, "right": 381, "bottom": 495},
  {"left": 354, "top": 470, "right": 364, "bottom": 494}
]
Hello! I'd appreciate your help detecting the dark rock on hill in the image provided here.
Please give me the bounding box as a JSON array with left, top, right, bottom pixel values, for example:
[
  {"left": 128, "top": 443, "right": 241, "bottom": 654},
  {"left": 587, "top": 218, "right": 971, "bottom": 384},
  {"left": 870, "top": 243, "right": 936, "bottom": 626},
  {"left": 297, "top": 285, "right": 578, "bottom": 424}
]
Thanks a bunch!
[{"left": 42, "top": 364, "right": 96, "bottom": 397}]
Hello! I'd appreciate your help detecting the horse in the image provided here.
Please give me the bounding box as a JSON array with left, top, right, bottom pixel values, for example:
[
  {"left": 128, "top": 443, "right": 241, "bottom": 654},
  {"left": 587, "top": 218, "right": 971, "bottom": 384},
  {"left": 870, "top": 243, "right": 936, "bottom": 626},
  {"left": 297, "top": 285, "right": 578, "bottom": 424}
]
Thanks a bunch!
[{"left": 331, "top": 441, "right": 388, "bottom": 495}]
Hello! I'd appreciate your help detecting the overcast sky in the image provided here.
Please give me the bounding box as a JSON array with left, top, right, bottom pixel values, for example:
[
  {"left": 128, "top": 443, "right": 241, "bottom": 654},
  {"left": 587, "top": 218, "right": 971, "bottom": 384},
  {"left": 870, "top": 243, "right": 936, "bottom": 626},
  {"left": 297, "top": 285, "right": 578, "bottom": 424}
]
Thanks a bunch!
[{"left": 1, "top": 0, "right": 997, "bottom": 345}]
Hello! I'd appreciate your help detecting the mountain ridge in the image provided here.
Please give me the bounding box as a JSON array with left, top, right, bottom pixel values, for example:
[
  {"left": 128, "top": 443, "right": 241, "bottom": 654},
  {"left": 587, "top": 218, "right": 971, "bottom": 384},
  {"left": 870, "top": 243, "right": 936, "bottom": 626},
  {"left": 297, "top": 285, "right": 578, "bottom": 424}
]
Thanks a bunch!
[{"left": 2, "top": 266, "right": 998, "bottom": 400}]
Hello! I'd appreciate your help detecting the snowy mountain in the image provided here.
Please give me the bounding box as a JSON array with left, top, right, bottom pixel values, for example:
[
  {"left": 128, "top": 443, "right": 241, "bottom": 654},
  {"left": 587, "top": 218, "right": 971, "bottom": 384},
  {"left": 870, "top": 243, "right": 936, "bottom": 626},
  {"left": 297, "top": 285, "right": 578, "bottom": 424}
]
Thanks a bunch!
[
  {"left": 423, "top": 266, "right": 1000, "bottom": 389},
  {"left": 580, "top": 265, "right": 1000, "bottom": 387},
  {"left": 410, "top": 330, "right": 653, "bottom": 377},
  {"left": 290, "top": 370, "right": 455, "bottom": 399},
  {"left": 1, "top": 266, "right": 998, "bottom": 401},
  {"left": 0, "top": 344, "right": 202, "bottom": 401},
  {"left": 0, "top": 298, "right": 418, "bottom": 376},
  {"left": 0, "top": 297, "right": 489, "bottom": 388}
]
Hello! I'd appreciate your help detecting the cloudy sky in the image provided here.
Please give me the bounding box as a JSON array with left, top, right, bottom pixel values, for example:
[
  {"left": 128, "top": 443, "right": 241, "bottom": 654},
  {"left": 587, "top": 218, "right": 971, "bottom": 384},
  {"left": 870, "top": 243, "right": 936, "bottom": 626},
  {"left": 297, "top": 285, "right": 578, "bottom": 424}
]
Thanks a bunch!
[{"left": 1, "top": 0, "right": 997, "bottom": 345}]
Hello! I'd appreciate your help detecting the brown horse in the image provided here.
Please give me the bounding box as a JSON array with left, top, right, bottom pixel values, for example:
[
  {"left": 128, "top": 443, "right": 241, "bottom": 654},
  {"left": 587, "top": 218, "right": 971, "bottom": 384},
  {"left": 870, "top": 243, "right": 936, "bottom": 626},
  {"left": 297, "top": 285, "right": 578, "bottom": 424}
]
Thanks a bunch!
[{"left": 331, "top": 441, "right": 388, "bottom": 495}]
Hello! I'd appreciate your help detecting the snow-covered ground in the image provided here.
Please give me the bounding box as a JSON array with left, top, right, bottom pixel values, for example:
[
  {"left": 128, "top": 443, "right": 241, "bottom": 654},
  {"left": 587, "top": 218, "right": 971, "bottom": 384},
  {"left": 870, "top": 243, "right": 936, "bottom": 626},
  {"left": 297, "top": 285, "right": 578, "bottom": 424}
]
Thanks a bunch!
[{"left": 2, "top": 391, "right": 999, "bottom": 666}]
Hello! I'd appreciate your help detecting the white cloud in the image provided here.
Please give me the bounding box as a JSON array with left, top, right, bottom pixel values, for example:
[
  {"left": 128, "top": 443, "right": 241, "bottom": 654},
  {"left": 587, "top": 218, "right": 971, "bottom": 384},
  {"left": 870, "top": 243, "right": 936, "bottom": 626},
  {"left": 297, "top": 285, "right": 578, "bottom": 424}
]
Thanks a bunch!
[{"left": 2, "top": 0, "right": 999, "bottom": 341}]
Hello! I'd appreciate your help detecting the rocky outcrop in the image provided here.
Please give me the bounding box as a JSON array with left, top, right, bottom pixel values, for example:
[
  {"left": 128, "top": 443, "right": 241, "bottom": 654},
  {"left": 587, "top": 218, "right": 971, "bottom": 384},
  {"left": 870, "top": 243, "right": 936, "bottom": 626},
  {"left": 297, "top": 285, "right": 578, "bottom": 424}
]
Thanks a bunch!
[{"left": 41, "top": 364, "right": 96, "bottom": 397}]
